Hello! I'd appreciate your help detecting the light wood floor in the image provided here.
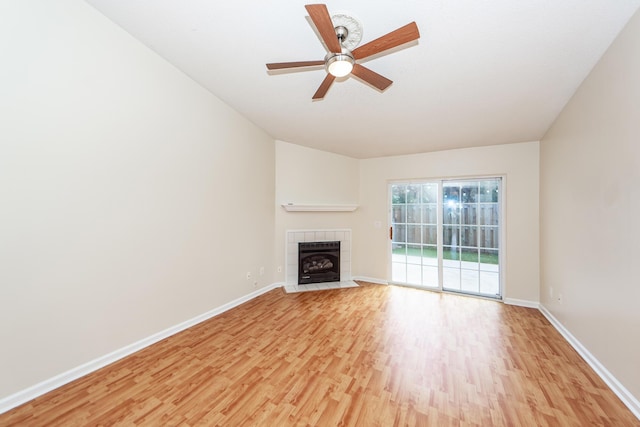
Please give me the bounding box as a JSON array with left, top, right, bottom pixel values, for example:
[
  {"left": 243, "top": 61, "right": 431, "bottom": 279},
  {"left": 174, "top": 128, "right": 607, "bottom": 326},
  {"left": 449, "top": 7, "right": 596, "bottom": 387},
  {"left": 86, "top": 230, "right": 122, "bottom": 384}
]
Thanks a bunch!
[{"left": 2, "top": 282, "right": 638, "bottom": 426}]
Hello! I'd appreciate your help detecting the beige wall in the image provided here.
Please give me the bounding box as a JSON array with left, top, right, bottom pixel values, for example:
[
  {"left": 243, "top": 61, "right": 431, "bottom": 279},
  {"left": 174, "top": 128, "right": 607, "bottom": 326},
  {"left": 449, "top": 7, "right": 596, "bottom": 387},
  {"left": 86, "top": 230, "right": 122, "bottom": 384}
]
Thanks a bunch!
[
  {"left": 355, "top": 142, "right": 540, "bottom": 303},
  {"left": 274, "top": 141, "right": 359, "bottom": 281},
  {"left": 0, "top": 0, "right": 275, "bottom": 399},
  {"left": 540, "top": 9, "right": 640, "bottom": 401}
]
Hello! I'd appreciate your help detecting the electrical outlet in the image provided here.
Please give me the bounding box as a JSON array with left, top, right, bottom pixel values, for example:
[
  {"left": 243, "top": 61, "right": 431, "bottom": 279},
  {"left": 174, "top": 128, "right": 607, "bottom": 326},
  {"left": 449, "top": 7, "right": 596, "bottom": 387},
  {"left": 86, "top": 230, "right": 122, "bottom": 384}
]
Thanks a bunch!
[
  {"left": 277, "top": 266, "right": 282, "bottom": 273},
  {"left": 246, "top": 272, "right": 251, "bottom": 280},
  {"left": 259, "top": 267, "right": 264, "bottom": 276}
]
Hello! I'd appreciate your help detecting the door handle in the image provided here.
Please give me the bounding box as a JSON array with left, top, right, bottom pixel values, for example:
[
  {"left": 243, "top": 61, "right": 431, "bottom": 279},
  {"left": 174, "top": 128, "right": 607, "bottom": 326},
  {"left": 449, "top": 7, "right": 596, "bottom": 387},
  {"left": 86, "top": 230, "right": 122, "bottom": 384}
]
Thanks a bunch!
[{"left": 389, "top": 226, "right": 393, "bottom": 240}]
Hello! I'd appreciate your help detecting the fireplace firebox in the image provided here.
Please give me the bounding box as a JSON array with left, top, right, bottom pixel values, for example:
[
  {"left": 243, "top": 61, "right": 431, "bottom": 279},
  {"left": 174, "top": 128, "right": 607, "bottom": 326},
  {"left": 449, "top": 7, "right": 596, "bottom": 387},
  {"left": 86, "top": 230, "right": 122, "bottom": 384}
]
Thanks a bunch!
[{"left": 298, "top": 241, "right": 340, "bottom": 284}]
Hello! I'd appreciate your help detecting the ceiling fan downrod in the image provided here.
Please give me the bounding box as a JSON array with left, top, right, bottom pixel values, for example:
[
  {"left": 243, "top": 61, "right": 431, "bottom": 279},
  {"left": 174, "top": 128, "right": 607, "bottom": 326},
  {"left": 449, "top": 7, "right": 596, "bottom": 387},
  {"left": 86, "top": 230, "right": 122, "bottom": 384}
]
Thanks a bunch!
[{"left": 335, "top": 25, "right": 349, "bottom": 44}]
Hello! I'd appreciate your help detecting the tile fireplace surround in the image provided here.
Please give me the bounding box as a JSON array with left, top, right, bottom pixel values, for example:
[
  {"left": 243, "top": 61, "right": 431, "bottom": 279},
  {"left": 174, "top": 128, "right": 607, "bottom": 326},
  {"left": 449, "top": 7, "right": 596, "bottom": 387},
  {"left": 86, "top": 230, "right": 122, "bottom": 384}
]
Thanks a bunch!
[{"left": 286, "top": 229, "right": 352, "bottom": 286}]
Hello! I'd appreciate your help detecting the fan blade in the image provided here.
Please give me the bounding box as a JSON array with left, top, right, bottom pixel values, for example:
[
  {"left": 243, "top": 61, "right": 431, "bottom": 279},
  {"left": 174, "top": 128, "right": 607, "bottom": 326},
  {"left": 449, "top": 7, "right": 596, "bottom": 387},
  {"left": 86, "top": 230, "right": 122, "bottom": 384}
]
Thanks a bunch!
[
  {"left": 266, "top": 60, "right": 325, "bottom": 70},
  {"left": 352, "top": 22, "right": 420, "bottom": 60},
  {"left": 312, "top": 73, "right": 335, "bottom": 99},
  {"left": 351, "top": 64, "right": 393, "bottom": 91},
  {"left": 305, "top": 4, "right": 342, "bottom": 53}
]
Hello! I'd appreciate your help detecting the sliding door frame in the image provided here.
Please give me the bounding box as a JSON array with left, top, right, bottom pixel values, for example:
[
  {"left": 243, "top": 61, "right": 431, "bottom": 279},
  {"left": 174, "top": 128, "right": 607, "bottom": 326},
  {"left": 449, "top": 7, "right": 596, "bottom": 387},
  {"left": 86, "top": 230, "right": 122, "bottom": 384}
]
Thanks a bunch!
[{"left": 388, "top": 175, "right": 506, "bottom": 300}]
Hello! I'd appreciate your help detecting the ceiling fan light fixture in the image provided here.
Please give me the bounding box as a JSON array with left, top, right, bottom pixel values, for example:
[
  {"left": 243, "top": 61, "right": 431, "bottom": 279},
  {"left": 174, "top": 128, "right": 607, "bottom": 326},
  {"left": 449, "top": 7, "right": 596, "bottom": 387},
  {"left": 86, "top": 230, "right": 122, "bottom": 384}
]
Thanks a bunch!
[
  {"left": 266, "top": 4, "right": 421, "bottom": 100},
  {"left": 326, "top": 53, "right": 355, "bottom": 77}
]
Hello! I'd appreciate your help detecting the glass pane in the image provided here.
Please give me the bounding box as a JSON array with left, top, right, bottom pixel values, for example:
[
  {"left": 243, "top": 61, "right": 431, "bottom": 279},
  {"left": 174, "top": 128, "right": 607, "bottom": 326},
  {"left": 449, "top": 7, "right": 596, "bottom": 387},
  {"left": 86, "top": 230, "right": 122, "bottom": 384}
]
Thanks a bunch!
[
  {"left": 407, "top": 205, "right": 421, "bottom": 223},
  {"left": 422, "top": 245, "right": 437, "bottom": 266},
  {"left": 407, "top": 245, "right": 421, "bottom": 264},
  {"left": 407, "top": 264, "right": 421, "bottom": 285},
  {"left": 392, "top": 243, "right": 406, "bottom": 262},
  {"left": 461, "top": 247, "right": 479, "bottom": 264},
  {"left": 461, "top": 204, "right": 477, "bottom": 225},
  {"left": 443, "top": 226, "right": 459, "bottom": 246},
  {"left": 407, "top": 225, "right": 421, "bottom": 244},
  {"left": 422, "top": 204, "right": 437, "bottom": 224},
  {"left": 392, "top": 205, "right": 406, "bottom": 224},
  {"left": 480, "top": 249, "right": 499, "bottom": 270},
  {"left": 422, "top": 266, "right": 438, "bottom": 288},
  {"left": 392, "top": 262, "right": 406, "bottom": 282},
  {"left": 460, "top": 182, "right": 478, "bottom": 203},
  {"left": 422, "top": 225, "right": 437, "bottom": 245},
  {"left": 480, "top": 226, "right": 498, "bottom": 249},
  {"left": 443, "top": 267, "right": 460, "bottom": 290},
  {"left": 479, "top": 203, "right": 498, "bottom": 225},
  {"left": 392, "top": 185, "right": 406, "bottom": 204},
  {"left": 461, "top": 226, "right": 477, "bottom": 247},
  {"left": 443, "top": 185, "right": 460, "bottom": 225},
  {"left": 422, "top": 183, "right": 437, "bottom": 203},
  {"left": 443, "top": 206, "right": 459, "bottom": 224},
  {"left": 480, "top": 271, "right": 500, "bottom": 296},
  {"left": 461, "top": 269, "right": 480, "bottom": 293},
  {"left": 480, "top": 180, "right": 499, "bottom": 202},
  {"left": 393, "top": 224, "right": 407, "bottom": 243},
  {"left": 443, "top": 184, "right": 460, "bottom": 201},
  {"left": 406, "top": 185, "right": 421, "bottom": 203},
  {"left": 442, "top": 246, "right": 460, "bottom": 266}
]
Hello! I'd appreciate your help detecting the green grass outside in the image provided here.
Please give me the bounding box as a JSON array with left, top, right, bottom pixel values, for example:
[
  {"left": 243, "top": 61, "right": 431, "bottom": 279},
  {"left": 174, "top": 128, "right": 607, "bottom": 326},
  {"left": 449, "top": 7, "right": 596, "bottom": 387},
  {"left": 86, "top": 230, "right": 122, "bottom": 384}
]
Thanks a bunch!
[{"left": 392, "top": 246, "right": 499, "bottom": 264}]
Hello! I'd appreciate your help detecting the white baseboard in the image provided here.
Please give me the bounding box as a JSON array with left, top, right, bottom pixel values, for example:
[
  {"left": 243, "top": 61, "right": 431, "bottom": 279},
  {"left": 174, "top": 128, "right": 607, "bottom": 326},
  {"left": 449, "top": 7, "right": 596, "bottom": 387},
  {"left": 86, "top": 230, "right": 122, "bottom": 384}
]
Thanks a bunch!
[
  {"left": 503, "top": 298, "right": 540, "bottom": 308},
  {"left": 352, "top": 276, "right": 388, "bottom": 285},
  {"left": 539, "top": 304, "right": 640, "bottom": 420},
  {"left": 0, "top": 283, "right": 281, "bottom": 415}
]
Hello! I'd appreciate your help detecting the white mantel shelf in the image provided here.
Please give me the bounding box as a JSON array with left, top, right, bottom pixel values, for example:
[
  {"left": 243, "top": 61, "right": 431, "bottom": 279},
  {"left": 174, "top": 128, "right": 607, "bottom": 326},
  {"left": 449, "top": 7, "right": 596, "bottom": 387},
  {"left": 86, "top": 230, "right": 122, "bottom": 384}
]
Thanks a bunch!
[{"left": 281, "top": 204, "right": 359, "bottom": 212}]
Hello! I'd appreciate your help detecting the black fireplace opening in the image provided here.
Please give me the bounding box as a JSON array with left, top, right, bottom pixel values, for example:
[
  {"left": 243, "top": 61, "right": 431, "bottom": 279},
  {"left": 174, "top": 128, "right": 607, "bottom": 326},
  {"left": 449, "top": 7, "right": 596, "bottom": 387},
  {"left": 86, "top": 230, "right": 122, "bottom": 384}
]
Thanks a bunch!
[{"left": 298, "top": 241, "right": 340, "bottom": 285}]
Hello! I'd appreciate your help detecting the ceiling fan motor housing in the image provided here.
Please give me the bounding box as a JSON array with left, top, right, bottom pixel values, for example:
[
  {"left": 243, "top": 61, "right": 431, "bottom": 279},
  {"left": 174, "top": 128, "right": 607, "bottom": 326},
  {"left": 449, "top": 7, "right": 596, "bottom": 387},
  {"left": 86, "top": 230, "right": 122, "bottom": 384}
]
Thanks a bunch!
[{"left": 325, "top": 49, "right": 355, "bottom": 77}]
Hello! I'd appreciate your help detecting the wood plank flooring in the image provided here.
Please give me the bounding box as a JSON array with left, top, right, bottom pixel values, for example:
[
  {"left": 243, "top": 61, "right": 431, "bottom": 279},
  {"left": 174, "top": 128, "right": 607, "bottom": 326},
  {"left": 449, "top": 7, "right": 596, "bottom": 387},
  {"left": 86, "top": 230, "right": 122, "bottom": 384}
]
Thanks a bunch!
[{"left": 2, "top": 282, "right": 638, "bottom": 426}]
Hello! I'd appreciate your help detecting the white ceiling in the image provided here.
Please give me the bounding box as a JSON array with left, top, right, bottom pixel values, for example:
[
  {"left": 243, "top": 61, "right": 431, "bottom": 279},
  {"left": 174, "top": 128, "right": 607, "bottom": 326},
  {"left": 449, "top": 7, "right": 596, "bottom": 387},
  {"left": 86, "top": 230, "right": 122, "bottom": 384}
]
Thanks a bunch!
[{"left": 85, "top": 0, "right": 640, "bottom": 159}]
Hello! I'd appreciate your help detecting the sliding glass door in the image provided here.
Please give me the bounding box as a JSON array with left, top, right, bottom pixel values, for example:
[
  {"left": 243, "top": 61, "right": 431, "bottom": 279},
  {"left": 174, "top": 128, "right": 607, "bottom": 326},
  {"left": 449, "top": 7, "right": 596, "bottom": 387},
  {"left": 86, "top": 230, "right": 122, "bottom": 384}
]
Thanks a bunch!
[
  {"left": 391, "top": 183, "right": 439, "bottom": 288},
  {"left": 390, "top": 178, "right": 502, "bottom": 298}
]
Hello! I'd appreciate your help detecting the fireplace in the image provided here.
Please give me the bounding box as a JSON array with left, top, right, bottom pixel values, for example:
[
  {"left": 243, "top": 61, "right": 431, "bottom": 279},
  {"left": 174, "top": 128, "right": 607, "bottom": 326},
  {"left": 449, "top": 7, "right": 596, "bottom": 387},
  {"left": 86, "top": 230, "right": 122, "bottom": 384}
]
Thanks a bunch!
[{"left": 298, "top": 241, "right": 340, "bottom": 284}]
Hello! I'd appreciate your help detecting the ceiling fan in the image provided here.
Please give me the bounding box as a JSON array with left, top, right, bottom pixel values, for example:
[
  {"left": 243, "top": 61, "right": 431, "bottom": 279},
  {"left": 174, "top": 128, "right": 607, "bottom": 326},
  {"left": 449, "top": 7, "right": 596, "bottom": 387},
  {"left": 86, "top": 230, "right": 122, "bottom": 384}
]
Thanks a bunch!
[{"left": 266, "top": 4, "right": 420, "bottom": 100}]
